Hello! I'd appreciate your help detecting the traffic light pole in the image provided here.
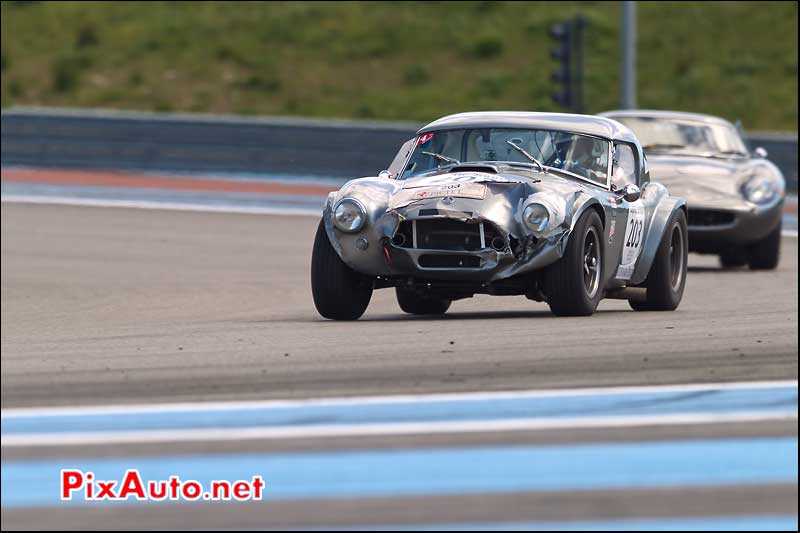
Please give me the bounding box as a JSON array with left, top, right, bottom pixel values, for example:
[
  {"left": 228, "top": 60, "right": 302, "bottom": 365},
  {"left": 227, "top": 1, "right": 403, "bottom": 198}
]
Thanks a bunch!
[{"left": 621, "top": 1, "right": 636, "bottom": 109}]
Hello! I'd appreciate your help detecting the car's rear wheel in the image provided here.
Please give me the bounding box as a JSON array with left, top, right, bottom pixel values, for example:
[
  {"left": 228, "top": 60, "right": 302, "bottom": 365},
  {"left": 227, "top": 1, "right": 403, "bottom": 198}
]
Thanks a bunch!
[
  {"left": 396, "top": 287, "right": 451, "bottom": 315},
  {"left": 311, "top": 220, "right": 373, "bottom": 320},
  {"left": 747, "top": 222, "right": 781, "bottom": 271},
  {"left": 719, "top": 248, "right": 748, "bottom": 268},
  {"left": 629, "top": 209, "right": 687, "bottom": 311},
  {"left": 543, "top": 209, "right": 604, "bottom": 316}
]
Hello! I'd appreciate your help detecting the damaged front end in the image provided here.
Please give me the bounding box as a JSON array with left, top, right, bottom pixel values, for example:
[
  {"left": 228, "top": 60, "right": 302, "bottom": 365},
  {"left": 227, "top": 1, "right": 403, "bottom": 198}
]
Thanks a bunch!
[{"left": 324, "top": 169, "right": 591, "bottom": 296}]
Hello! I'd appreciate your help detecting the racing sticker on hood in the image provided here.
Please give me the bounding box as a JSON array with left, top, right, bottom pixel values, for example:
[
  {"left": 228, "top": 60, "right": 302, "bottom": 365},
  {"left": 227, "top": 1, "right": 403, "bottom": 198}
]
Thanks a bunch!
[
  {"left": 616, "top": 202, "right": 645, "bottom": 280},
  {"left": 390, "top": 182, "right": 487, "bottom": 209},
  {"left": 402, "top": 172, "right": 523, "bottom": 189}
]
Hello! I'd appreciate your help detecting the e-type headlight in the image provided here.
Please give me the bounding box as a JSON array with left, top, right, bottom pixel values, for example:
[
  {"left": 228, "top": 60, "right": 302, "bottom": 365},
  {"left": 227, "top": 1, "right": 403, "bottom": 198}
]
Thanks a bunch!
[
  {"left": 333, "top": 198, "right": 367, "bottom": 232},
  {"left": 742, "top": 174, "right": 779, "bottom": 205},
  {"left": 523, "top": 202, "right": 551, "bottom": 233}
]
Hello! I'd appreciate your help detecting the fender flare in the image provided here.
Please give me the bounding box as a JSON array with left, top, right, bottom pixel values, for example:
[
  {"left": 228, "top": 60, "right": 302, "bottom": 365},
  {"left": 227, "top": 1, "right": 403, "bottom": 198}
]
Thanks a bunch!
[{"left": 629, "top": 196, "right": 687, "bottom": 285}]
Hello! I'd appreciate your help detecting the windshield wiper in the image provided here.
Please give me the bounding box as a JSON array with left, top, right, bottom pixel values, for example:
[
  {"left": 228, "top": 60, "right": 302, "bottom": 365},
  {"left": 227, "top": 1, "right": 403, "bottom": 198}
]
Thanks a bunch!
[
  {"left": 505, "top": 141, "right": 544, "bottom": 172},
  {"left": 421, "top": 151, "right": 460, "bottom": 165}
]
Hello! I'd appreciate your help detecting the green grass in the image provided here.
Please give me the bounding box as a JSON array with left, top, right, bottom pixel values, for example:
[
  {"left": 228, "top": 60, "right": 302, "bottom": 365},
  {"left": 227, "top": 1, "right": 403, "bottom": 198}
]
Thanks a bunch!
[{"left": 1, "top": 1, "right": 797, "bottom": 130}]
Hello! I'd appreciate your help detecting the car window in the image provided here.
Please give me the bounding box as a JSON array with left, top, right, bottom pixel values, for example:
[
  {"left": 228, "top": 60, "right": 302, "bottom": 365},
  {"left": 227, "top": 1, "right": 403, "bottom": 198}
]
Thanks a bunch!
[
  {"left": 612, "top": 143, "right": 637, "bottom": 190},
  {"left": 613, "top": 116, "right": 748, "bottom": 158},
  {"left": 401, "top": 128, "right": 610, "bottom": 187},
  {"left": 387, "top": 138, "right": 416, "bottom": 178}
]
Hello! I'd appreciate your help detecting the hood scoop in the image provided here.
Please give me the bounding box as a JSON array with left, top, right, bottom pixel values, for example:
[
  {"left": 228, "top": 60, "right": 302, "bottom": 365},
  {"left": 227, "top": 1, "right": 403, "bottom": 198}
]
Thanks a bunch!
[{"left": 449, "top": 164, "right": 498, "bottom": 174}]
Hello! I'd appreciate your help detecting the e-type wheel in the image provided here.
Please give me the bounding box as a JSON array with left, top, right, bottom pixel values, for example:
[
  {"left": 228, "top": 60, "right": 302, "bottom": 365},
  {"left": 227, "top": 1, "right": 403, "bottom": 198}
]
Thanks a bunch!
[
  {"left": 719, "top": 248, "right": 748, "bottom": 269},
  {"left": 396, "top": 287, "right": 451, "bottom": 316},
  {"left": 747, "top": 221, "right": 781, "bottom": 271},
  {"left": 311, "top": 220, "right": 373, "bottom": 320},
  {"left": 544, "top": 209, "right": 604, "bottom": 316},
  {"left": 630, "top": 209, "right": 688, "bottom": 311}
]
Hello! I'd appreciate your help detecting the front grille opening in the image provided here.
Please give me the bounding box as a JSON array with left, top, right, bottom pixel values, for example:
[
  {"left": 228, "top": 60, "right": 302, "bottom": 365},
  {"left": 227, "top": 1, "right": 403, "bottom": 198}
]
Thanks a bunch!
[
  {"left": 395, "top": 219, "right": 505, "bottom": 252},
  {"left": 688, "top": 209, "right": 735, "bottom": 227},
  {"left": 419, "top": 254, "right": 481, "bottom": 268}
]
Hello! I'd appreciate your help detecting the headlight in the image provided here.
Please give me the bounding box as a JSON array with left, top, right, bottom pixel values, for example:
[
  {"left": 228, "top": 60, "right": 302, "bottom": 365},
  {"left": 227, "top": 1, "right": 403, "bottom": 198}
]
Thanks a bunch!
[
  {"left": 523, "top": 203, "right": 551, "bottom": 233},
  {"left": 332, "top": 198, "right": 367, "bottom": 232},
  {"left": 742, "top": 174, "right": 778, "bottom": 205}
]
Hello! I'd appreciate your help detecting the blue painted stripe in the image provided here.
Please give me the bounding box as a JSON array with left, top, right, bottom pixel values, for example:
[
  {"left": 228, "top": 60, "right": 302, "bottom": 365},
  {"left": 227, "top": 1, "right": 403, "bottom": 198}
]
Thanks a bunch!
[
  {"left": 2, "top": 437, "right": 796, "bottom": 508},
  {"left": 3, "top": 386, "right": 796, "bottom": 436},
  {"left": 348, "top": 515, "right": 799, "bottom": 531}
]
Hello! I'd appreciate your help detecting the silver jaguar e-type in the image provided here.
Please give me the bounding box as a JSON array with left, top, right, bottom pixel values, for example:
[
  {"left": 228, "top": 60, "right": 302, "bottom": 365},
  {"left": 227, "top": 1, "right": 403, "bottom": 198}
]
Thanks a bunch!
[
  {"left": 311, "top": 112, "right": 689, "bottom": 320},
  {"left": 601, "top": 110, "right": 785, "bottom": 270}
]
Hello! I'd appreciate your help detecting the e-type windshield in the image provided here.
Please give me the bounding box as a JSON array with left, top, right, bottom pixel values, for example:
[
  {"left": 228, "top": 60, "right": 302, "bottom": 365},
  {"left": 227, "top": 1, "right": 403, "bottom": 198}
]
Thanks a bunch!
[
  {"left": 613, "top": 117, "right": 748, "bottom": 158},
  {"left": 401, "top": 128, "right": 610, "bottom": 186}
]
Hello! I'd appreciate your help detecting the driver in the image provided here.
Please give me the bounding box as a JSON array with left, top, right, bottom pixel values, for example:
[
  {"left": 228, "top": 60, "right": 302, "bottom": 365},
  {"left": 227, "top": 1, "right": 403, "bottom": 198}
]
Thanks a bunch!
[{"left": 565, "top": 136, "right": 603, "bottom": 180}]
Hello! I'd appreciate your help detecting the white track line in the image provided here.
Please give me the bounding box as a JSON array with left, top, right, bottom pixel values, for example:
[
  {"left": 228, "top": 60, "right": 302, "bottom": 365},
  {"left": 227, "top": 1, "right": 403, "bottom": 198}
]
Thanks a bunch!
[
  {"left": 2, "top": 380, "right": 796, "bottom": 419},
  {"left": 0, "top": 195, "right": 321, "bottom": 217},
  {"left": 2, "top": 411, "right": 795, "bottom": 448}
]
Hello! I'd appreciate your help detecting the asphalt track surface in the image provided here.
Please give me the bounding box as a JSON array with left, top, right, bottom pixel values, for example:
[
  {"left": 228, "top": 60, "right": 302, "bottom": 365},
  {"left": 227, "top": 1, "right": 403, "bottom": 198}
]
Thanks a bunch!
[{"left": 1, "top": 202, "right": 798, "bottom": 530}]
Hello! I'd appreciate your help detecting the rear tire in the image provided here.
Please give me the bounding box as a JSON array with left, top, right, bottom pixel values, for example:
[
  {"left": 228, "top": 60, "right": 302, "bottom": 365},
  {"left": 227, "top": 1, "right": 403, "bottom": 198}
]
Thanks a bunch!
[
  {"left": 396, "top": 287, "right": 451, "bottom": 315},
  {"left": 747, "top": 222, "right": 781, "bottom": 271},
  {"left": 311, "top": 220, "right": 372, "bottom": 320},
  {"left": 629, "top": 209, "right": 688, "bottom": 311},
  {"left": 543, "top": 209, "right": 604, "bottom": 316},
  {"left": 719, "top": 248, "right": 748, "bottom": 268}
]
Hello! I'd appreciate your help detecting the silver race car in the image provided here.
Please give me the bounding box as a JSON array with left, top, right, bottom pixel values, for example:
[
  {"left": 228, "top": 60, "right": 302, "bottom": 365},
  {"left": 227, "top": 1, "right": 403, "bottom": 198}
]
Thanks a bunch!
[
  {"left": 601, "top": 110, "right": 786, "bottom": 270},
  {"left": 311, "top": 112, "right": 688, "bottom": 320}
]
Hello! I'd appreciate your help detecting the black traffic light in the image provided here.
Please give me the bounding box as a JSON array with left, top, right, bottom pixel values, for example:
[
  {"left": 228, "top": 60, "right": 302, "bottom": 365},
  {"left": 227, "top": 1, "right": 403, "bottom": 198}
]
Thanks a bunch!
[
  {"left": 549, "top": 22, "right": 573, "bottom": 109},
  {"left": 549, "top": 17, "right": 585, "bottom": 112}
]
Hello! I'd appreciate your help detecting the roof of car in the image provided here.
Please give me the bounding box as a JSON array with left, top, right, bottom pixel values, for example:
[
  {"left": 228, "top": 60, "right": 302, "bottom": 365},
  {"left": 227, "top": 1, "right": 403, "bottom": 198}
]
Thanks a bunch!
[
  {"left": 417, "top": 111, "right": 639, "bottom": 144},
  {"left": 599, "top": 109, "right": 735, "bottom": 127}
]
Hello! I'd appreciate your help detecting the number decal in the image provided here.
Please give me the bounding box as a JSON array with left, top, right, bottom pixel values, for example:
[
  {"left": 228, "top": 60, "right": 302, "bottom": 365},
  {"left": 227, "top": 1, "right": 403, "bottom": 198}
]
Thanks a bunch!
[
  {"left": 626, "top": 218, "right": 644, "bottom": 248},
  {"left": 616, "top": 203, "right": 646, "bottom": 280}
]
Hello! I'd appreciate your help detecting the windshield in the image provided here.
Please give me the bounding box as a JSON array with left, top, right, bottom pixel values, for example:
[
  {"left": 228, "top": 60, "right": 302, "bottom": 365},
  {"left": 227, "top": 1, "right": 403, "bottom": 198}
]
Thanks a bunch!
[
  {"left": 613, "top": 116, "right": 748, "bottom": 158},
  {"left": 400, "top": 128, "right": 610, "bottom": 186}
]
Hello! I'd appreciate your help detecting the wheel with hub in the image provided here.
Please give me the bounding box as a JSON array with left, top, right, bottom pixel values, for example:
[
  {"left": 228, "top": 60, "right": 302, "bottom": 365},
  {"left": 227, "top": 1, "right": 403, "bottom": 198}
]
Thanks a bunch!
[
  {"left": 311, "top": 220, "right": 373, "bottom": 320},
  {"left": 543, "top": 209, "right": 604, "bottom": 316},
  {"left": 629, "top": 209, "right": 688, "bottom": 311}
]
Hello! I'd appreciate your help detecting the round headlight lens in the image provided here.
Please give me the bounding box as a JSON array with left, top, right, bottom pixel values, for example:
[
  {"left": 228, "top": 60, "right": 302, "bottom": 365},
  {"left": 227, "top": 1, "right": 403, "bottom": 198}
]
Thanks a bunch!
[
  {"left": 742, "top": 175, "right": 777, "bottom": 204},
  {"left": 523, "top": 203, "right": 550, "bottom": 233},
  {"left": 333, "top": 198, "right": 367, "bottom": 232}
]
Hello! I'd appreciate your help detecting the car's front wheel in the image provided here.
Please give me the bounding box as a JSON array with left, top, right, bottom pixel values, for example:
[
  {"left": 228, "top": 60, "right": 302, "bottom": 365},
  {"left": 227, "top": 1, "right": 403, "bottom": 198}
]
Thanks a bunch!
[
  {"left": 747, "top": 222, "right": 781, "bottom": 271},
  {"left": 629, "top": 209, "right": 688, "bottom": 311},
  {"left": 396, "top": 287, "right": 451, "bottom": 316},
  {"left": 311, "top": 220, "right": 373, "bottom": 320},
  {"left": 543, "top": 209, "right": 604, "bottom": 316}
]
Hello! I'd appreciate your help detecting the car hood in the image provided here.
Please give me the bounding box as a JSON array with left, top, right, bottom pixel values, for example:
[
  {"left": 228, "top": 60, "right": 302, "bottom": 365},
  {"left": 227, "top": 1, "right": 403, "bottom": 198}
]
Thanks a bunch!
[
  {"left": 389, "top": 168, "right": 586, "bottom": 210},
  {"left": 646, "top": 155, "right": 750, "bottom": 203}
]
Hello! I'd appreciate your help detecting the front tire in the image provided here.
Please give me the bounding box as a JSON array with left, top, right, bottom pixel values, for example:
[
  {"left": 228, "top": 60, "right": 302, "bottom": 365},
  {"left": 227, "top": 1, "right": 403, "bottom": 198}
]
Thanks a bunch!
[
  {"left": 719, "top": 248, "right": 748, "bottom": 269},
  {"left": 396, "top": 287, "right": 451, "bottom": 315},
  {"left": 311, "top": 220, "right": 372, "bottom": 320},
  {"left": 747, "top": 222, "right": 781, "bottom": 271},
  {"left": 543, "top": 209, "right": 604, "bottom": 316},
  {"left": 629, "top": 209, "right": 688, "bottom": 311}
]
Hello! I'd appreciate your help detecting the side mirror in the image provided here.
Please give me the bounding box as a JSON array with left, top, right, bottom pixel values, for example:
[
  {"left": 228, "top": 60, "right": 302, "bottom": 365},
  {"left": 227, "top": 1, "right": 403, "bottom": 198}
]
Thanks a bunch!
[
  {"left": 753, "top": 147, "right": 768, "bottom": 159},
  {"left": 378, "top": 170, "right": 393, "bottom": 179},
  {"left": 620, "top": 183, "right": 641, "bottom": 202}
]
